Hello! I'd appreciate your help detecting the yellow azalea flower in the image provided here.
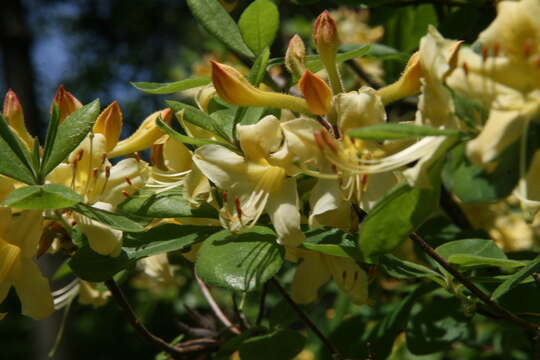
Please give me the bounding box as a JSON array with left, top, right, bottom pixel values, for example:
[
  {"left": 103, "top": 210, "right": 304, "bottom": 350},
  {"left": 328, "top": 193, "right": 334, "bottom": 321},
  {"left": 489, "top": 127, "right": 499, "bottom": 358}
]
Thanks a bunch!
[
  {"left": 0, "top": 208, "right": 54, "bottom": 320},
  {"left": 288, "top": 247, "right": 368, "bottom": 305},
  {"left": 193, "top": 115, "right": 304, "bottom": 246},
  {"left": 48, "top": 129, "right": 148, "bottom": 257},
  {"left": 282, "top": 88, "right": 399, "bottom": 228},
  {"left": 148, "top": 135, "right": 211, "bottom": 205},
  {"left": 78, "top": 281, "right": 111, "bottom": 308}
]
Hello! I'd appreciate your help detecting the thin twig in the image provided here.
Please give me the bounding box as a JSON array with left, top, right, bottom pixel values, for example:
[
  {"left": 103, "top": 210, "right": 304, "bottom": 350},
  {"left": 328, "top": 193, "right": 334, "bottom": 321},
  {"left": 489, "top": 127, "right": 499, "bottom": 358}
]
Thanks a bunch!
[
  {"left": 346, "top": 60, "right": 383, "bottom": 90},
  {"left": 409, "top": 233, "right": 540, "bottom": 333},
  {"left": 105, "top": 279, "right": 217, "bottom": 358},
  {"left": 256, "top": 282, "right": 269, "bottom": 326},
  {"left": 194, "top": 273, "right": 242, "bottom": 335},
  {"left": 270, "top": 278, "right": 344, "bottom": 359}
]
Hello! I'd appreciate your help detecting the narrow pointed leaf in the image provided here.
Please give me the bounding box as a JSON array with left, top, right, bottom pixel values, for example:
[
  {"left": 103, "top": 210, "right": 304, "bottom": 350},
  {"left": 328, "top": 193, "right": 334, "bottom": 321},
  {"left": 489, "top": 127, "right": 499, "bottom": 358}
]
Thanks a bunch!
[
  {"left": 71, "top": 202, "right": 144, "bottom": 232},
  {"left": 349, "top": 123, "right": 461, "bottom": 141},
  {"left": 131, "top": 77, "right": 211, "bottom": 94},
  {"left": 187, "top": 0, "right": 254, "bottom": 59},
  {"left": 41, "top": 99, "right": 101, "bottom": 177},
  {"left": 2, "top": 184, "right": 83, "bottom": 209}
]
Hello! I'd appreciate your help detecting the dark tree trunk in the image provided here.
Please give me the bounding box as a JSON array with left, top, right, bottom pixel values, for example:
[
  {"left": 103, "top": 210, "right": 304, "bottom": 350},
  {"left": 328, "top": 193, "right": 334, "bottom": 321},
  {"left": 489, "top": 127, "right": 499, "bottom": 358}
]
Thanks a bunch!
[{"left": 0, "top": 0, "right": 41, "bottom": 137}]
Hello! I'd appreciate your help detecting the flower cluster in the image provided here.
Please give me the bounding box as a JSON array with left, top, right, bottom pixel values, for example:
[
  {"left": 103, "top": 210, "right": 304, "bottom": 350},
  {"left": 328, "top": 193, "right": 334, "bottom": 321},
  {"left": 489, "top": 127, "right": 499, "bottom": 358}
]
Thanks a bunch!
[{"left": 1, "top": 0, "right": 539, "bottom": 325}]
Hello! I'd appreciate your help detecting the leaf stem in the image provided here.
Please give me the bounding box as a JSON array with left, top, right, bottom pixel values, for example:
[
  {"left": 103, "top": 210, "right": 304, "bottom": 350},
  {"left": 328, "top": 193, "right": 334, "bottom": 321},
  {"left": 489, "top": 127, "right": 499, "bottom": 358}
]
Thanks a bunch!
[
  {"left": 270, "top": 278, "right": 344, "bottom": 359},
  {"left": 409, "top": 232, "right": 540, "bottom": 333}
]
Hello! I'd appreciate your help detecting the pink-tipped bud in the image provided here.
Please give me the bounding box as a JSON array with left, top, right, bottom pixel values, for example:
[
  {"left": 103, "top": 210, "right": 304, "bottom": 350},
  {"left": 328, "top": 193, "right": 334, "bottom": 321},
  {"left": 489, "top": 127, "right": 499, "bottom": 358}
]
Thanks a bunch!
[
  {"left": 285, "top": 34, "right": 307, "bottom": 80},
  {"left": 298, "top": 71, "right": 332, "bottom": 115},
  {"left": 93, "top": 101, "right": 123, "bottom": 152},
  {"left": 3, "top": 90, "right": 33, "bottom": 147},
  {"left": 313, "top": 11, "right": 339, "bottom": 63},
  {"left": 51, "top": 85, "right": 83, "bottom": 122}
]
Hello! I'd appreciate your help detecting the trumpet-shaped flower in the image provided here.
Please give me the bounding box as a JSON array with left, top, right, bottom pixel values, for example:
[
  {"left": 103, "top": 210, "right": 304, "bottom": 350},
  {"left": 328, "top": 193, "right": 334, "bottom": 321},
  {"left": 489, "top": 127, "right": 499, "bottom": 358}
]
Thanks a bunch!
[
  {"left": 0, "top": 209, "right": 54, "bottom": 320},
  {"left": 193, "top": 115, "right": 304, "bottom": 246}
]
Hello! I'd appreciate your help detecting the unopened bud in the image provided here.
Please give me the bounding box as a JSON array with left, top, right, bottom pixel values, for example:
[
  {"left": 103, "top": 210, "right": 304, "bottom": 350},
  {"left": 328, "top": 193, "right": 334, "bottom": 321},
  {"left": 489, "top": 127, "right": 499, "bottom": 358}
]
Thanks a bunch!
[
  {"left": 298, "top": 71, "right": 332, "bottom": 115},
  {"left": 211, "top": 61, "right": 311, "bottom": 114},
  {"left": 3, "top": 90, "right": 33, "bottom": 148},
  {"left": 108, "top": 109, "right": 172, "bottom": 158},
  {"left": 93, "top": 101, "right": 123, "bottom": 152},
  {"left": 313, "top": 11, "right": 343, "bottom": 94},
  {"left": 313, "top": 11, "right": 339, "bottom": 65},
  {"left": 376, "top": 51, "right": 422, "bottom": 105},
  {"left": 285, "top": 34, "right": 307, "bottom": 81},
  {"left": 195, "top": 85, "right": 216, "bottom": 113},
  {"left": 51, "top": 85, "right": 82, "bottom": 122}
]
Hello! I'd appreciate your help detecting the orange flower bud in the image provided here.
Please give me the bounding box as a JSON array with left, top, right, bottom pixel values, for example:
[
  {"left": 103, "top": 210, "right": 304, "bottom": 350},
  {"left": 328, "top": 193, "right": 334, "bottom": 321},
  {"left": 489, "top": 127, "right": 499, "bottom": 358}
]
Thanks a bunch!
[
  {"left": 108, "top": 109, "right": 172, "bottom": 158},
  {"left": 93, "top": 101, "right": 123, "bottom": 152},
  {"left": 211, "top": 61, "right": 261, "bottom": 106},
  {"left": 298, "top": 71, "right": 332, "bottom": 115},
  {"left": 3, "top": 90, "right": 33, "bottom": 147},
  {"left": 51, "top": 85, "right": 82, "bottom": 122},
  {"left": 211, "top": 61, "right": 311, "bottom": 114},
  {"left": 285, "top": 34, "right": 307, "bottom": 80},
  {"left": 313, "top": 10, "right": 339, "bottom": 64}
]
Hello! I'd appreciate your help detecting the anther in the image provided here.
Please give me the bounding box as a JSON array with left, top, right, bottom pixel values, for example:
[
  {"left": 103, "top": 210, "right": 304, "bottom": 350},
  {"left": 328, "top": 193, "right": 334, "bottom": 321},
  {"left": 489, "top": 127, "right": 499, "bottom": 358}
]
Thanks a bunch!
[
  {"left": 122, "top": 190, "right": 130, "bottom": 197},
  {"left": 134, "top": 152, "right": 141, "bottom": 162},
  {"left": 313, "top": 131, "right": 326, "bottom": 151},
  {"left": 222, "top": 191, "right": 228, "bottom": 203},
  {"left": 481, "top": 45, "right": 489, "bottom": 63},
  {"left": 124, "top": 176, "right": 133, "bottom": 186},
  {"left": 523, "top": 39, "right": 533, "bottom": 58},
  {"left": 320, "top": 130, "right": 338, "bottom": 153},
  {"left": 105, "top": 166, "right": 111, "bottom": 178},
  {"left": 77, "top": 149, "right": 84, "bottom": 161},
  {"left": 462, "top": 62, "right": 469, "bottom": 77},
  {"left": 92, "top": 168, "right": 99, "bottom": 178},
  {"left": 493, "top": 42, "right": 500, "bottom": 57}
]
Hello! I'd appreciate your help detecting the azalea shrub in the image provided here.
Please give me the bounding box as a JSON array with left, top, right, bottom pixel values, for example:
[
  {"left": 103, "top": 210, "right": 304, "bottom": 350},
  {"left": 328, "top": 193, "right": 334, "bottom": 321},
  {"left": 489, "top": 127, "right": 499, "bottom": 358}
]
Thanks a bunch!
[{"left": 2, "top": 0, "right": 540, "bottom": 359}]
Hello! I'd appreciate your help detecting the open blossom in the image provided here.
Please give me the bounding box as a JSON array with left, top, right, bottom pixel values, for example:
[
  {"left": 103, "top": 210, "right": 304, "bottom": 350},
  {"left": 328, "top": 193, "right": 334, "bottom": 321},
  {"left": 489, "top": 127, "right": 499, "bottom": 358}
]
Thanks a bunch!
[
  {"left": 0, "top": 209, "right": 54, "bottom": 320},
  {"left": 193, "top": 115, "right": 304, "bottom": 246}
]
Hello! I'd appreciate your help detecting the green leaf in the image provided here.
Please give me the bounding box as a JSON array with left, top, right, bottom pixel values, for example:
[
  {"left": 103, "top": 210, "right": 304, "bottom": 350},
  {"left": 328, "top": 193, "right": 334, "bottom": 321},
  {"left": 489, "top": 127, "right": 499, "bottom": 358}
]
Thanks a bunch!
[
  {"left": 406, "top": 297, "right": 470, "bottom": 355},
  {"left": 447, "top": 254, "right": 525, "bottom": 269},
  {"left": 0, "top": 115, "right": 36, "bottom": 184},
  {"left": 195, "top": 226, "right": 284, "bottom": 292},
  {"left": 436, "top": 238, "right": 506, "bottom": 260},
  {"left": 166, "top": 100, "right": 234, "bottom": 143},
  {"left": 117, "top": 188, "right": 218, "bottom": 219},
  {"left": 301, "top": 228, "right": 362, "bottom": 259},
  {"left": 238, "top": 0, "right": 279, "bottom": 56},
  {"left": 442, "top": 142, "right": 518, "bottom": 203},
  {"left": 187, "top": 0, "right": 254, "bottom": 59},
  {"left": 156, "top": 117, "right": 235, "bottom": 150},
  {"left": 492, "top": 255, "right": 540, "bottom": 300},
  {"left": 448, "top": 87, "right": 489, "bottom": 128},
  {"left": 123, "top": 224, "right": 221, "bottom": 259},
  {"left": 131, "top": 77, "right": 211, "bottom": 94},
  {"left": 359, "top": 182, "right": 438, "bottom": 262},
  {"left": 41, "top": 99, "right": 101, "bottom": 177},
  {"left": 239, "top": 330, "right": 305, "bottom": 360},
  {"left": 68, "top": 246, "right": 130, "bottom": 282},
  {"left": 348, "top": 123, "right": 461, "bottom": 141},
  {"left": 71, "top": 203, "right": 145, "bottom": 232},
  {"left": 70, "top": 224, "right": 219, "bottom": 281},
  {"left": 368, "top": 282, "right": 437, "bottom": 359},
  {"left": 2, "top": 184, "right": 82, "bottom": 209},
  {"left": 41, "top": 103, "right": 61, "bottom": 175},
  {"left": 248, "top": 47, "right": 271, "bottom": 86},
  {"left": 435, "top": 239, "right": 517, "bottom": 272},
  {"left": 379, "top": 254, "right": 444, "bottom": 284}
]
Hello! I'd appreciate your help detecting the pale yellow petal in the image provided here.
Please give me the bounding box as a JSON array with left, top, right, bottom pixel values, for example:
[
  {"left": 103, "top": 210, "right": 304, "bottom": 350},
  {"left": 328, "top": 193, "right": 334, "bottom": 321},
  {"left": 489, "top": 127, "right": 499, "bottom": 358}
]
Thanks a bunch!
[
  {"left": 309, "top": 179, "right": 351, "bottom": 231},
  {"left": 324, "top": 256, "right": 368, "bottom": 305},
  {"left": 237, "top": 115, "right": 283, "bottom": 161},
  {"left": 333, "top": 88, "right": 386, "bottom": 134},
  {"left": 7, "top": 210, "right": 43, "bottom": 259},
  {"left": 163, "top": 136, "right": 193, "bottom": 173},
  {"left": 265, "top": 177, "right": 304, "bottom": 247},
  {"left": 291, "top": 252, "right": 331, "bottom": 304},
  {"left": 13, "top": 260, "right": 53, "bottom": 320}
]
